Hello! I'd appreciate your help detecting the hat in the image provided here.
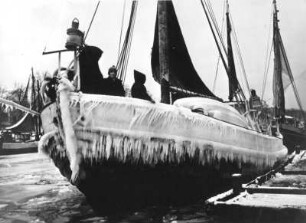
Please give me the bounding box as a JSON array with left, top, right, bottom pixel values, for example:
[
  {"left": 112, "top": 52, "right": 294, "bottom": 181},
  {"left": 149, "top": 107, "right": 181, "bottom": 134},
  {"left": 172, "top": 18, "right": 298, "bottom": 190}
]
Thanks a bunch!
[
  {"left": 134, "top": 70, "right": 146, "bottom": 84},
  {"left": 108, "top": 65, "right": 117, "bottom": 74}
]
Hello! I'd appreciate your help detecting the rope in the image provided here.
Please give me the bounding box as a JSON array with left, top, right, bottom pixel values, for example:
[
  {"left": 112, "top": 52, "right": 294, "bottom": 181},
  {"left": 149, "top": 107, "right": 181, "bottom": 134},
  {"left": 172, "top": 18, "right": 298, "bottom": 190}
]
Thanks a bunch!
[
  {"left": 230, "top": 13, "right": 250, "bottom": 95},
  {"left": 122, "top": 3, "right": 137, "bottom": 82},
  {"left": 200, "top": 0, "right": 228, "bottom": 73},
  {"left": 212, "top": 0, "right": 227, "bottom": 93},
  {"left": 67, "top": 0, "right": 101, "bottom": 71},
  {"left": 118, "top": 0, "right": 127, "bottom": 58},
  {"left": 84, "top": 1, "right": 101, "bottom": 41},
  {"left": 116, "top": 0, "right": 138, "bottom": 83},
  {"left": 261, "top": 6, "right": 274, "bottom": 100},
  {"left": 261, "top": 40, "right": 273, "bottom": 100},
  {"left": 206, "top": 0, "right": 227, "bottom": 57},
  {"left": 279, "top": 35, "right": 305, "bottom": 120}
]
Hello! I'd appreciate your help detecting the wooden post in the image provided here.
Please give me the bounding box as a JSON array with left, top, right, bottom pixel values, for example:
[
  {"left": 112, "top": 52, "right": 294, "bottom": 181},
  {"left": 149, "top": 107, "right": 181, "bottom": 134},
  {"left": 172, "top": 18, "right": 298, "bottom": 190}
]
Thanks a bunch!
[
  {"left": 232, "top": 173, "right": 242, "bottom": 194},
  {"left": 158, "top": 0, "right": 170, "bottom": 104}
]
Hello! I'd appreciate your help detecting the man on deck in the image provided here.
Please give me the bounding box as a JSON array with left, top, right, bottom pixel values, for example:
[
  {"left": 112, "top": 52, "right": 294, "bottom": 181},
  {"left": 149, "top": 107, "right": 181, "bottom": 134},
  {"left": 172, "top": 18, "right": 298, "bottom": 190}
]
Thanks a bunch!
[
  {"left": 249, "top": 89, "right": 262, "bottom": 110},
  {"left": 131, "top": 70, "right": 155, "bottom": 103},
  {"left": 103, "top": 66, "right": 125, "bottom": 97}
]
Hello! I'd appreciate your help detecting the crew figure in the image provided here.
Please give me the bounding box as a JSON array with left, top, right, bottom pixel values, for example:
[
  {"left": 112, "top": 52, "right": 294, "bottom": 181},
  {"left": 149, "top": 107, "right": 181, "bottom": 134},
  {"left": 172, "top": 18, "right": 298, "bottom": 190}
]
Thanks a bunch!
[
  {"left": 104, "top": 66, "right": 125, "bottom": 96},
  {"left": 79, "top": 45, "right": 104, "bottom": 94},
  {"left": 131, "top": 70, "right": 155, "bottom": 103},
  {"left": 249, "top": 89, "right": 262, "bottom": 110}
]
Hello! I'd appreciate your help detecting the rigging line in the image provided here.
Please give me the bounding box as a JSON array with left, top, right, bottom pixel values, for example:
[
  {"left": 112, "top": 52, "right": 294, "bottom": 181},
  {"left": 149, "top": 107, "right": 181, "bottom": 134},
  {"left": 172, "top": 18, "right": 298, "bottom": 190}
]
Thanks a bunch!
[
  {"left": 206, "top": 0, "right": 227, "bottom": 56},
  {"left": 67, "top": 1, "right": 101, "bottom": 70},
  {"left": 116, "top": 1, "right": 134, "bottom": 68},
  {"left": 279, "top": 35, "right": 305, "bottom": 117},
  {"left": 212, "top": 0, "right": 226, "bottom": 93},
  {"left": 43, "top": 0, "right": 65, "bottom": 53},
  {"left": 117, "top": 0, "right": 138, "bottom": 82},
  {"left": 200, "top": 0, "right": 229, "bottom": 73},
  {"left": 122, "top": 1, "right": 138, "bottom": 83},
  {"left": 117, "top": 1, "right": 135, "bottom": 80},
  {"left": 261, "top": 6, "right": 274, "bottom": 100},
  {"left": 206, "top": 1, "right": 222, "bottom": 46},
  {"left": 121, "top": 1, "right": 136, "bottom": 80},
  {"left": 229, "top": 13, "right": 250, "bottom": 94},
  {"left": 206, "top": 0, "right": 225, "bottom": 45},
  {"left": 261, "top": 41, "right": 273, "bottom": 100},
  {"left": 84, "top": 1, "right": 101, "bottom": 41},
  {"left": 118, "top": 0, "right": 127, "bottom": 58}
]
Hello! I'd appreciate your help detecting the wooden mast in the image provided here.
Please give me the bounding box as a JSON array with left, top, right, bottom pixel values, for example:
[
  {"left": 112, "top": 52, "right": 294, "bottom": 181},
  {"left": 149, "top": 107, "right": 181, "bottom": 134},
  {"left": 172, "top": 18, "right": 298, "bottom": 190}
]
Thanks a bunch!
[
  {"left": 272, "top": 0, "right": 285, "bottom": 120},
  {"left": 31, "top": 67, "right": 40, "bottom": 140},
  {"left": 158, "top": 0, "right": 170, "bottom": 104}
]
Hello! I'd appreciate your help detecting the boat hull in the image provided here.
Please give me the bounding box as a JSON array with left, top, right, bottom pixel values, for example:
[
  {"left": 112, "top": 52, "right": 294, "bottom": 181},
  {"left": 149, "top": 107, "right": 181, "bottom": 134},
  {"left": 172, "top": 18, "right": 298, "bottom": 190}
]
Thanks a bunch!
[
  {"left": 39, "top": 93, "right": 287, "bottom": 211},
  {"left": 280, "top": 124, "right": 306, "bottom": 153},
  {"left": 48, "top": 142, "right": 242, "bottom": 212}
]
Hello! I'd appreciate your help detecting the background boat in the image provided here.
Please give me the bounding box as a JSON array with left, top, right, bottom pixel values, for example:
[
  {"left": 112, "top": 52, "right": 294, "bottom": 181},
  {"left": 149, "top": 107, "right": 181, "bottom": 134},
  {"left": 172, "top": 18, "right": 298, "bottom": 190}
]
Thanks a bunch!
[
  {"left": 261, "top": 0, "right": 306, "bottom": 153},
  {"left": 0, "top": 70, "right": 42, "bottom": 154}
]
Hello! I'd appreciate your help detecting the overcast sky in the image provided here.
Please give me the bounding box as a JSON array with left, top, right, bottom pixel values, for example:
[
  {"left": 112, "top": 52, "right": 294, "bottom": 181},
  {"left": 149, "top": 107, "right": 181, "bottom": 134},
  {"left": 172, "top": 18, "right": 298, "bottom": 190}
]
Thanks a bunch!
[{"left": 0, "top": 0, "right": 305, "bottom": 109}]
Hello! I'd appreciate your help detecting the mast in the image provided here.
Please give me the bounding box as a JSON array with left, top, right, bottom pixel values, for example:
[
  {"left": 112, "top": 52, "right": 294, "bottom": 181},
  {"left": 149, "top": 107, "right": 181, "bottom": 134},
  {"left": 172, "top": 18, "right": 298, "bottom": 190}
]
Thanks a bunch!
[
  {"left": 201, "top": 0, "right": 245, "bottom": 102},
  {"left": 226, "top": 1, "right": 239, "bottom": 102},
  {"left": 273, "top": 0, "right": 305, "bottom": 122},
  {"left": 272, "top": 0, "right": 285, "bottom": 119},
  {"left": 31, "top": 67, "right": 40, "bottom": 140},
  {"left": 157, "top": 0, "right": 170, "bottom": 104}
]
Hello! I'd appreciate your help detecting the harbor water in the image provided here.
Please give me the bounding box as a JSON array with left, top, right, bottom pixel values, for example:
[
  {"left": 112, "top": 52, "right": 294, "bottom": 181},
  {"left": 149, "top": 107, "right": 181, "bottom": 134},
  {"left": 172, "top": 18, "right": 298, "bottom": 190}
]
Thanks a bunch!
[{"left": 0, "top": 153, "right": 238, "bottom": 223}]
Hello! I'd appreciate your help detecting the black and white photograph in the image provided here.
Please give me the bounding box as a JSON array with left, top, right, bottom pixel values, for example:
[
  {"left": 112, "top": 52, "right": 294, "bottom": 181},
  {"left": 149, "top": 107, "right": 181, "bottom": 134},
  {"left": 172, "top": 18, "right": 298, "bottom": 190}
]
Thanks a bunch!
[{"left": 0, "top": 0, "right": 306, "bottom": 222}]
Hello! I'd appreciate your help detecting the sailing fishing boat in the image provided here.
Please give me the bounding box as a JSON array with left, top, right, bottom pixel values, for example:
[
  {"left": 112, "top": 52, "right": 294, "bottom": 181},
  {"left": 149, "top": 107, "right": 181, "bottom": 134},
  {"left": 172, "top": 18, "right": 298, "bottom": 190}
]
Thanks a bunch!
[
  {"left": 39, "top": 0, "right": 287, "bottom": 211},
  {"left": 266, "top": 0, "right": 306, "bottom": 153},
  {"left": 0, "top": 69, "right": 41, "bottom": 153}
]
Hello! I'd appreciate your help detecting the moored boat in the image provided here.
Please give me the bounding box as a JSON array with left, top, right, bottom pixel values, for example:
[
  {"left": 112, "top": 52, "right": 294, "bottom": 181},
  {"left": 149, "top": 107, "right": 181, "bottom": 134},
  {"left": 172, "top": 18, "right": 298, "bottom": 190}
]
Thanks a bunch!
[
  {"left": 263, "top": 0, "right": 306, "bottom": 153},
  {"left": 39, "top": 0, "right": 287, "bottom": 212}
]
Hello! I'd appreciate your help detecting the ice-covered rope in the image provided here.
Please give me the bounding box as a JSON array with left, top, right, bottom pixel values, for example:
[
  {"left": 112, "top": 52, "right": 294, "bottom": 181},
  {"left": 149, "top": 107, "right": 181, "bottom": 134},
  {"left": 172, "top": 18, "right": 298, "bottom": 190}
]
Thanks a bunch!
[
  {"left": 0, "top": 97, "right": 39, "bottom": 116},
  {"left": 72, "top": 100, "right": 99, "bottom": 126},
  {"left": 57, "top": 79, "right": 82, "bottom": 184}
]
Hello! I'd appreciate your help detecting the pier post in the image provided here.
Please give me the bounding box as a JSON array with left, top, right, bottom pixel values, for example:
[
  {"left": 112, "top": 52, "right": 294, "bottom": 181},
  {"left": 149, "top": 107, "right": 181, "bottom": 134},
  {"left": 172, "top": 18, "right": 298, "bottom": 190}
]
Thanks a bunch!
[{"left": 232, "top": 173, "right": 243, "bottom": 194}]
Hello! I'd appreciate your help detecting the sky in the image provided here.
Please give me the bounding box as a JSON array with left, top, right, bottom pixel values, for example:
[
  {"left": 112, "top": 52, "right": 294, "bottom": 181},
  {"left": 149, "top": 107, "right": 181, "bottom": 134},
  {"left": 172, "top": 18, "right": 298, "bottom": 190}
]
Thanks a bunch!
[{"left": 0, "top": 0, "right": 306, "bottom": 109}]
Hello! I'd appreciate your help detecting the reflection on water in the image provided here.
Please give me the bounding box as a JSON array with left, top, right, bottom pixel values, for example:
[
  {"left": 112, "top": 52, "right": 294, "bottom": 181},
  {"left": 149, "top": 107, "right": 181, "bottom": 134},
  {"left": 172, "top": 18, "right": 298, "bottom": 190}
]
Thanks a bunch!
[{"left": 0, "top": 153, "right": 232, "bottom": 223}]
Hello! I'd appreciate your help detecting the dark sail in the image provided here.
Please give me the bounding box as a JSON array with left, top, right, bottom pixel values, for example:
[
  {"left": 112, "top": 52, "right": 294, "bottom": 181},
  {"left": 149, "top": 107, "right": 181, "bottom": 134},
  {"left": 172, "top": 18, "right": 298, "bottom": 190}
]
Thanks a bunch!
[
  {"left": 151, "top": 0, "right": 216, "bottom": 98},
  {"left": 226, "top": 10, "right": 239, "bottom": 101}
]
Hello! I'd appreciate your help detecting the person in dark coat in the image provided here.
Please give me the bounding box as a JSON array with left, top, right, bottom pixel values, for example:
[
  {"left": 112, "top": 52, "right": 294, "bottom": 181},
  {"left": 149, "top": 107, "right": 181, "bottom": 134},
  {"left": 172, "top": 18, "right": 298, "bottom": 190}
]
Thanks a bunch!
[
  {"left": 79, "top": 45, "right": 104, "bottom": 94},
  {"left": 131, "top": 70, "right": 155, "bottom": 103},
  {"left": 249, "top": 89, "right": 262, "bottom": 110},
  {"left": 103, "top": 66, "right": 125, "bottom": 96}
]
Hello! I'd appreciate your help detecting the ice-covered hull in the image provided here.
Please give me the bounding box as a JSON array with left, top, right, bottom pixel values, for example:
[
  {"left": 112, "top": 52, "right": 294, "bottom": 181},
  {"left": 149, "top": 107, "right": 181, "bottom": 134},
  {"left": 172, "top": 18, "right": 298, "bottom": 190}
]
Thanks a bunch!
[{"left": 39, "top": 92, "right": 287, "bottom": 210}]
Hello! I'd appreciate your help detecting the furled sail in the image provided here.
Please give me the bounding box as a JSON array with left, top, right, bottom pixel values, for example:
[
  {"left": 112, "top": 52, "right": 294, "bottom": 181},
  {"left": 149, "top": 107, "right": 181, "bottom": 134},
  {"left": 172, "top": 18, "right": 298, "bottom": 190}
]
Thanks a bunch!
[
  {"left": 151, "top": 1, "right": 216, "bottom": 98},
  {"left": 226, "top": 7, "right": 239, "bottom": 101},
  {"left": 272, "top": 4, "right": 285, "bottom": 119}
]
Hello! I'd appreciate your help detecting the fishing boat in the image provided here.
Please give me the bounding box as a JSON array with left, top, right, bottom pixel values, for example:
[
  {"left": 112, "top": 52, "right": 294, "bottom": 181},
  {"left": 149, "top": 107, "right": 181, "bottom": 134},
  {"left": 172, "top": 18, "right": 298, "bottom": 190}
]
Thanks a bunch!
[
  {"left": 0, "top": 71, "right": 41, "bottom": 154},
  {"left": 39, "top": 0, "right": 287, "bottom": 211},
  {"left": 263, "top": 0, "right": 306, "bottom": 153},
  {"left": 0, "top": 119, "right": 38, "bottom": 155}
]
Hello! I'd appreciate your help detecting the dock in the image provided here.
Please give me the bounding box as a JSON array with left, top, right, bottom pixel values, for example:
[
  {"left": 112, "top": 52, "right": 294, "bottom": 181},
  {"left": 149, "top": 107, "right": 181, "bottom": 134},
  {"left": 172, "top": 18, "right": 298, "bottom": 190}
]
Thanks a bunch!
[
  {"left": 0, "top": 141, "right": 38, "bottom": 155},
  {"left": 206, "top": 151, "right": 306, "bottom": 222}
]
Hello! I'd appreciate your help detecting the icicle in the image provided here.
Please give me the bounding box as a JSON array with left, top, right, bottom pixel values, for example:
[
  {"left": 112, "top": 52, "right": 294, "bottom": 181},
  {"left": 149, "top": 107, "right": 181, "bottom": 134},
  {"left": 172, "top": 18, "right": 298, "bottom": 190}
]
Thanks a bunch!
[{"left": 41, "top": 93, "right": 287, "bottom": 172}]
